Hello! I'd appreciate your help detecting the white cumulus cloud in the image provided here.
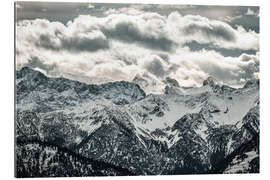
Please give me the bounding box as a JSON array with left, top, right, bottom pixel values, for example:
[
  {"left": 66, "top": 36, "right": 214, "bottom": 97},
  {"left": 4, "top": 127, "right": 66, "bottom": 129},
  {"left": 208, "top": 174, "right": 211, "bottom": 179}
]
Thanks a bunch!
[{"left": 16, "top": 10, "right": 259, "bottom": 93}]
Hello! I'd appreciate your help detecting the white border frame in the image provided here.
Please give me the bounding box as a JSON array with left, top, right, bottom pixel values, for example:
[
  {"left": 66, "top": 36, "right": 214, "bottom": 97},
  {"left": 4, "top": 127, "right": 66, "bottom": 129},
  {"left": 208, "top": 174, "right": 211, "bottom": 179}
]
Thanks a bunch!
[{"left": 1, "top": 0, "right": 269, "bottom": 179}]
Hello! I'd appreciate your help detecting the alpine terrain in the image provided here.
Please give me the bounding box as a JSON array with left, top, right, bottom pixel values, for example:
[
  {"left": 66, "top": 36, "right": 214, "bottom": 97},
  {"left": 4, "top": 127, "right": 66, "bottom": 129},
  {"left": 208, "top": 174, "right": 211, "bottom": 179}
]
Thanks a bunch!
[{"left": 15, "top": 67, "right": 259, "bottom": 177}]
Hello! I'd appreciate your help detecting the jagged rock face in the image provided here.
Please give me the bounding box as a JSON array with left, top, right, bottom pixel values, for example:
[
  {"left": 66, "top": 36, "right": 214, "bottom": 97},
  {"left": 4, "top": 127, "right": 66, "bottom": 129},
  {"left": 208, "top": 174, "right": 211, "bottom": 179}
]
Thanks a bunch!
[
  {"left": 242, "top": 105, "right": 260, "bottom": 136},
  {"left": 228, "top": 101, "right": 260, "bottom": 155},
  {"left": 164, "top": 77, "right": 180, "bottom": 87},
  {"left": 223, "top": 151, "right": 259, "bottom": 174},
  {"left": 244, "top": 79, "right": 259, "bottom": 89},
  {"left": 127, "top": 94, "right": 170, "bottom": 125},
  {"left": 169, "top": 113, "right": 214, "bottom": 172},
  {"left": 132, "top": 73, "right": 165, "bottom": 94},
  {"left": 16, "top": 67, "right": 260, "bottom": 176},
  {"left": 16, "top": 111, "right": 41, "bottom": 140},
  {"left": 172, "top": 113, "right": 208, "bottom": 132},
  {"left": 77, "top": 123, "right": 146, "bottom": 172},
  {"left": 203, "top": 77, "right": 215, "bottom": 87},
  {"left": 164, "top": 85, "right": 183, "bottom": 95},
  {"left": 76, "top": 122, "right": 170, "bottom": 175}
]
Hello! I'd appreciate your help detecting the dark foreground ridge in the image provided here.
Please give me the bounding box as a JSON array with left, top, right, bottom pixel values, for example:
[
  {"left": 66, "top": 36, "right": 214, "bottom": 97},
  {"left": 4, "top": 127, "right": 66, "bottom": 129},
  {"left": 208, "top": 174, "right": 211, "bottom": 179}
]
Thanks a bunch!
[{"left": 16, "top": 139, "right": 135, "bottom": 177}]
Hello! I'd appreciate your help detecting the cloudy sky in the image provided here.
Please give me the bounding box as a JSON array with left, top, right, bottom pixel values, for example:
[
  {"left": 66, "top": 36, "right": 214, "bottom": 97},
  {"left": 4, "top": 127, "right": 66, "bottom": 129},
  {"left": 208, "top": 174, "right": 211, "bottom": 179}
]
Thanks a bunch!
[{"left": 15, "top": 2, "right": 259, "bottom": 93}]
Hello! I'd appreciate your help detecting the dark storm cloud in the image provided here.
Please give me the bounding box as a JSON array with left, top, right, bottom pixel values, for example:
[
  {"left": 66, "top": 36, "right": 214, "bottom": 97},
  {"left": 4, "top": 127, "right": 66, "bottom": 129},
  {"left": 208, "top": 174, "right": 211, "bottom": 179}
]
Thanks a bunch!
[
  {"left": 61, "top": 35, "right": 109, "bottom": 52},
  {"left": 229, "top": 15, "right": 259, "bottom": 33},
  {"left": 183, "top": 23, "right": 236, "bottom": 42},
  {"left": 101, "top": 21, "right": 175, "bottom": 52},
  {"left": 36, "top": 34, "right": 110, "bottom": 52},
  {"left": 143, "top": 56, "right": 167, "bottom": 77},
  {"left": 185, "top": 41, "right": 257, "bottom": 57},
  {"left": 34, "top": 34, "right": 61, "bottom": 51}
]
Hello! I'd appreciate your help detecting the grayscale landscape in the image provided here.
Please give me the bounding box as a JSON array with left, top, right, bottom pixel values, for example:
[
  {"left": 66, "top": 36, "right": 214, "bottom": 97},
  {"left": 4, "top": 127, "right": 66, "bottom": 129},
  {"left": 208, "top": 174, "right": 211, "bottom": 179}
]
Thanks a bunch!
[{"left": 15, "top": 2, "right": 259, "bottom": 177}]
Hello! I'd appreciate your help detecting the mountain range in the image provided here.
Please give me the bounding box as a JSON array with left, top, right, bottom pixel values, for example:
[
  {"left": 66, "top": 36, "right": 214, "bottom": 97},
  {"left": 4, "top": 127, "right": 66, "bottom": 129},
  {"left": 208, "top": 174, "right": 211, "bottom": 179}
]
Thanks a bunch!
[{"left": 15, "top": 67, "right": 259, "bottom": 177}]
